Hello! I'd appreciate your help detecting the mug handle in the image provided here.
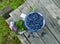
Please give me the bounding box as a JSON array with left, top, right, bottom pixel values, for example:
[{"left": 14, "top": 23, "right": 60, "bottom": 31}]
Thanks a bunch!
[{"left": 20, "top": 13, "right": 26, "bottom": 20}]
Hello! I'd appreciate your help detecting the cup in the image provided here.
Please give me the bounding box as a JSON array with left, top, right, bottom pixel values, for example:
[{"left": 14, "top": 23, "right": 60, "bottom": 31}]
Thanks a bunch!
[{"left": 20, "top": 12, "right": 45, "bottom": 32}]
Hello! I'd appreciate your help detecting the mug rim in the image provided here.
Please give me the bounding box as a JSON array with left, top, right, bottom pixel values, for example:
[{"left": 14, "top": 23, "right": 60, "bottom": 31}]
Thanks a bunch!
[{"left": 24, "top": 12, "right": 45, "bottom": 32}]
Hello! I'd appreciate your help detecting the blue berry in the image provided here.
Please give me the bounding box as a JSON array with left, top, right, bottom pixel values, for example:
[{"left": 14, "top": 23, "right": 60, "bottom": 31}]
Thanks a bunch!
[{"left": 25, "top": 12, "right": 43, "bottom": 32}]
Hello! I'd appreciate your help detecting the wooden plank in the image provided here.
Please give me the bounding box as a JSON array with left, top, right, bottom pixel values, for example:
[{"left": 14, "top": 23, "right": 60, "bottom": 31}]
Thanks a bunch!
[
  {"left": 37, "top": 27, "right": 59, "bottom": 44},
  {"left": 46, "top": 19, "right": 60, "bottom": 43},
  {"left": 39, "top": 0, "right": 60, "bottom": 19},
  {"left": 18, "top": 2, "right": 31, "bottom": 14},
  {"left": 58, "top": 20, "right": 60, "bottom": 25},
  {"left": 9, "top": 0, "right": 60, "bottom": 44},
  {"left": 17, "top": 1, "right": 44, "bottom": 44},
  {"left": 26, "top": 0, "right": 35, "bottom": 8},
  {"left": 9, "top": 9, "right": 22, "bottom": 21},
  {"left": 6, "top": 16, "right": 30, "bottom": 44},
  {"left": 31, "top": 1, "right": 60, "bottom": 43},
  {"left": 52, "top": 0, "right": 60, "bottom": 25},
  {"left": 5, "top": 17, "right": 13, "bottom": 24},
  {"left": 41, "top": 3, "right": 60, "bottom": 33},
  {"left": 0, "top": 6, "right": 13, "bottom": 19},
  {"left": 0, "top": 10, "right": 4, "bottom": 16},
  {"left": 9, "top": 0, "right": 37, "bottom": 21},
  {"left": 9, "top": 2, "right": 32, "bottom": 21},
  {"left": 24, "top": 31, "right": 44, "bottom": 44},
  {"left": 17, "top": 1, "right": 45, "bottom": 43},
  {"left": 9, "top": 12, "right": 19, "bottom": 21},
  {"left": 53, "top": 0, "right": 60, "bottom": 9},
  {"left": 13, "top": 9, "right": 21, "bottom": 16},
  {"left": 20, "top": 7, "right": 29, "bottom": 14},
  {"left": 38, "top": 4, "right": 60, "bottom": 42},
  {"left": 18, "top": 1, "right": 32, "bottom": 13},
  {"left": 20, "top": 2, "right": 32, "bottom": 14},
  {"left": 18, "top": 3, "right": 25, "bottom": 12},
  {"left": 17, "top": 34, "right": 30, "bottom": 44},
  {"left": 46, "top": 14, "right": 60, "bottom": 43},
  {"left": 9, "top": 3, "right": 32, "bottom": 44}
]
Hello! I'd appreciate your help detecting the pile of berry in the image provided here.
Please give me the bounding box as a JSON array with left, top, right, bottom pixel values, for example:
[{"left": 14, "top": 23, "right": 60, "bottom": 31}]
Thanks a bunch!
[{"left": 25, "top": 12, "right": 43, "bottom": 32}]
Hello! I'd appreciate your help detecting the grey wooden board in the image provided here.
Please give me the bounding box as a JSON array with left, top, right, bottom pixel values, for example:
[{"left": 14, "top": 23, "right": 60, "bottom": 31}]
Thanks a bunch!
[
  {"left": 58, "top": 20, "right": 60, "bottom": 25},
  {"left": 24, "top": 31, "right": 44, "bottom": 44},
  {"left": 19, "top": 2, "right": 32, "bottom": 14},
  {"left": 9, "top": 0, "right": 60, "bottom": 44},
  {"left": 30, "top": 0, "right": 60, "bottom": 43},
  {"left": 0, "top": 6, "right": 13, "bottom": 16},
  {"left": 9, "top": 9, "right": 22, "bottom": 21},
  {"left": 9, "top": 2, "right": 32, "bottom": 21},
  {"left": 39, "top": 0, "right": 60, "bottom": 25},
  {"left": 9, "top": 2, "right": 32, "bottom": 44},
  {"left": 18, "top": 5, "right": 24, "bottom": 13},
  {"left": 26, "top": 0, "right": 35, "bottom": 8},
  {"left": 5, "top": 17, "right": 13, "bottom": 24},
  {"left": 0, "top": 10, "right": 4, "bottom": 16},
  {"left": 12, "top": 9, "right": 21, "bottom": 16},
  {"left": 18, "top": 1, "right": 32, "bottom": 13},
  {"left": 39, "top": 0, "right": 60, "bottom": 19},
  {"left": 52, "top": 0, "right": 60, "bottom": 25},
  {"left": 45, "top": 13, "right": 60, "bottom": 43},
  {"left": 2, "top": 6, "right": 13, "bottom": 13},
  {"left": 37, "top": 27, "right": 59, "bottom": 44},
  {"left": 17, "top": 34, "right": 30, "bottom": 44},
  {"left": 5, "top": 17, "right": 30, "bottom": 44},
  {"left": 36, "top": 3, "right": 60, "bottom": 42},
  {"left": 43, "top": 6, "right": 60, "bottom": 43},
  {"left": 0, "top": 6, "right": 13, "bottom": 19},
  {"left": 53, "top": 0, "right": 60, "bottom": 9}
]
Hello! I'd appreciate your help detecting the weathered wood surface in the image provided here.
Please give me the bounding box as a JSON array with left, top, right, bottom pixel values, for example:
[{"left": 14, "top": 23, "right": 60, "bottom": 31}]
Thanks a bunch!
[
  {"left": 38, "top": 2, "right": 60, "bottom": 42},
  {"left": 24, "top": 31, "right": 45, "bottom": 44},
  {"left": 17, "top": 34, "right": 30, "bottom": 44},
  {"left": 5, "top": 17, "right": 13, "bottom": 24},
  {"left": 52, "top": 0, "right": 60, "bottom": 25},
  {"left": 0, "top": 6, "right": 13, "bottom": 19},
  {"left": 53, "top": 0, "right": 60, "bottom": 9},
  {"left": 37, "top": 26, "right": 59, "bottom": 44},
  {"left": 39, "top": 0, "right": 60, "bottom": 25},
  {"left": 7, "top": 0, "right": 60, "bottom": 44},
  {"left": 9, "top": 9, "right": 22, "bottom": 21}
]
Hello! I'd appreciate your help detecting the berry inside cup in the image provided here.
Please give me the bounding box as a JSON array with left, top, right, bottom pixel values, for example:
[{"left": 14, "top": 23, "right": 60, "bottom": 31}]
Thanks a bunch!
[{"left": 25, "top": 12, "right": 45, "bottom": 32}]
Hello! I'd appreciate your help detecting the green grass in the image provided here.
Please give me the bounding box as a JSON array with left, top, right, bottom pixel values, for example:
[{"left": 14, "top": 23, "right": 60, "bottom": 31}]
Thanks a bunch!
[
  {"left": 0, "top": 0, "right": 26, "bottom": 44},
  {"left": 0, "top": 16, "right": 22, "bottom": 44},
  {"left": 0, "top": 0, "right": 25, "bottom": 10}
]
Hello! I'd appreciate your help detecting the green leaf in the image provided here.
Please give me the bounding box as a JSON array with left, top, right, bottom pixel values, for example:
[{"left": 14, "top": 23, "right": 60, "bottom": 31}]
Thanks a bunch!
[{"left": 15, "top": 20, "right": 26, "bottom": 31}]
